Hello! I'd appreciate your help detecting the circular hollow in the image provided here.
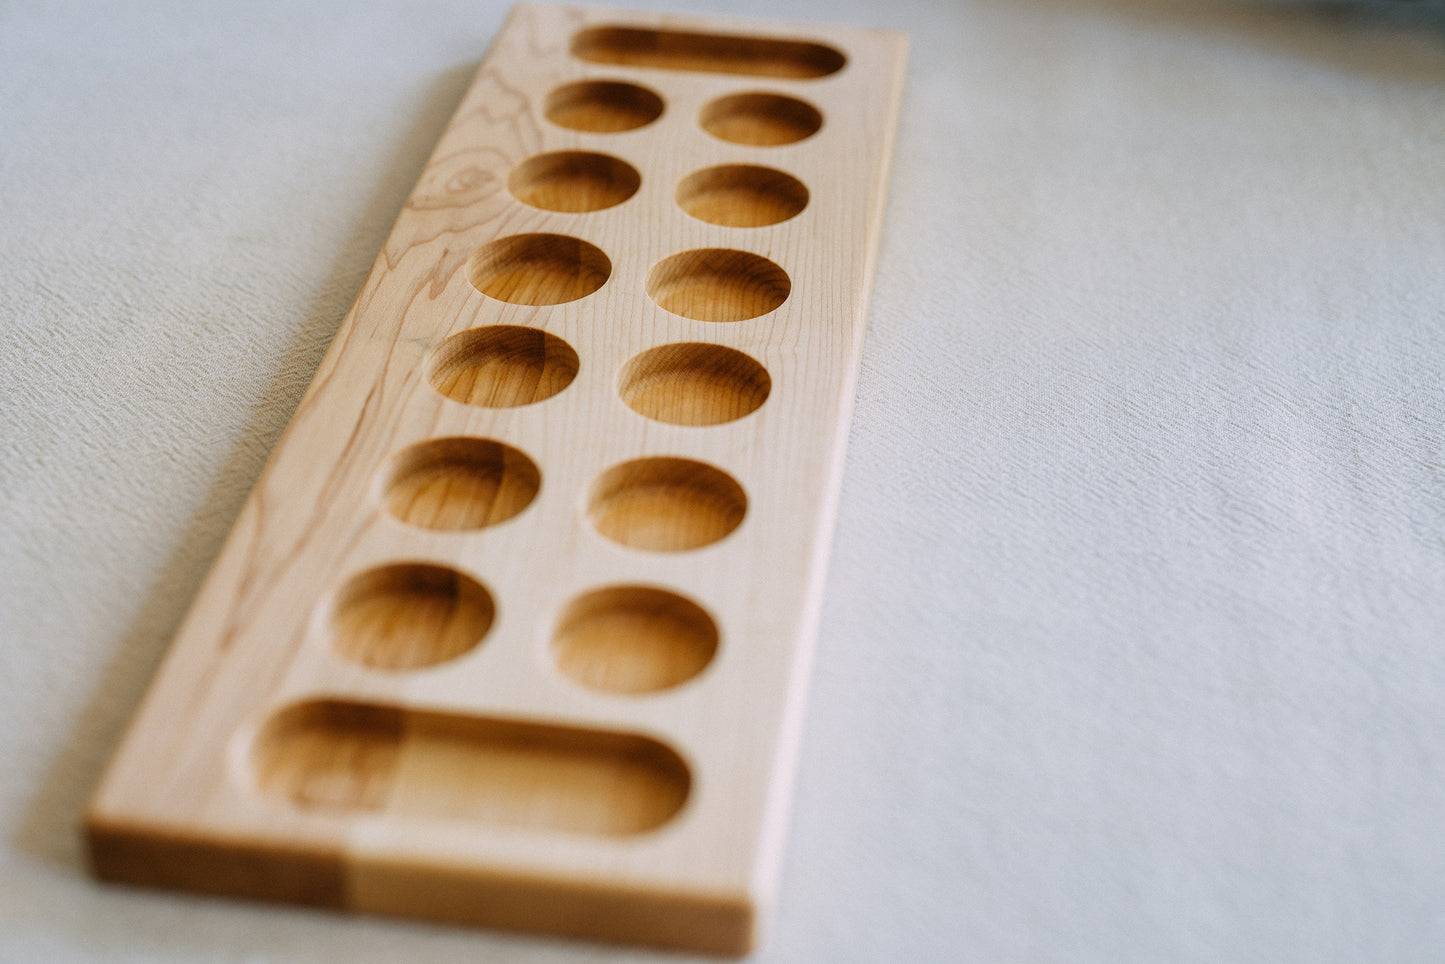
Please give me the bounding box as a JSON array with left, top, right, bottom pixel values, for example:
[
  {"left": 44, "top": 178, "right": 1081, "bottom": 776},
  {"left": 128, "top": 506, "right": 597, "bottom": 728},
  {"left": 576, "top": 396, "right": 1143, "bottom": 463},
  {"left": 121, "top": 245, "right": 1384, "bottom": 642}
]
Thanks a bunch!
[
  {"left": 331, "top": 563, "right": 494, "bottom": 670},
  {"left": 553, "top": 586, "right": 719, "bottom": 694},
  {"left": 468, "top": 234, "right": 611, "bottom": 306},
  {"left": 646, "top": 249, "right": 789, "bottom": 323},
  {"left": 619, "top": 343, "right": 770, "bottom": 426},
  {"left": 508, "top": 151, "right": 641, "bottom": 213},
  {"left": 545, "top": 80, "right": 665, "bottom": 133},
  {"left": 699, "top": 92, "right": 822, "bottom": 147},
  {"left": 428, "top": 325, "right": 579, "bottom": 408},
  {"left": 676, "top": 165, "right": 808, "bottom": 228},
  {"left": 588, "top": 457, "right": 746, "bottom": 552},
  {"left": 382, "top": 437, "right": 541, "bottom": 531}
]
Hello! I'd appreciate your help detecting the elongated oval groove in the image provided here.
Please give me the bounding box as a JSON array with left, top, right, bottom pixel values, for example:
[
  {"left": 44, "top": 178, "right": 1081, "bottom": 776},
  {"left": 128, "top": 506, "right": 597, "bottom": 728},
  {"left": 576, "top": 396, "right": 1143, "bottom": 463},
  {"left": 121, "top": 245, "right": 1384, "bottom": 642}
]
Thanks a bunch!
[
  {"left": 252, "top": 701, "right": 691, "bottom": 836},
  {"left": 571, "top": 26, "right": 846, "bottom": 79}
]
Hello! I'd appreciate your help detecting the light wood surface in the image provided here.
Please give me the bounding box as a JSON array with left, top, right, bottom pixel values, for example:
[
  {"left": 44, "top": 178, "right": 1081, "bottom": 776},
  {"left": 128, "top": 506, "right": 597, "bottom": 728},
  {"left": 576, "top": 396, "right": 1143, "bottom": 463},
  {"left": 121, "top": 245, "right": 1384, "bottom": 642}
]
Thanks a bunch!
[{"left": 84, "top": 3, "right": 906, "bottom": 955}]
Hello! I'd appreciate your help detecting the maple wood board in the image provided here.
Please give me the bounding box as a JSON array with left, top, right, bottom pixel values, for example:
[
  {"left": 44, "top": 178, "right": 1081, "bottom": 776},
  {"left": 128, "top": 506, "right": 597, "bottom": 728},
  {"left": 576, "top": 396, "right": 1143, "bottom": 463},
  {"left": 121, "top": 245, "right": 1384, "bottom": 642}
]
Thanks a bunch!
[{"left": 85, "top": 4, "right": 907, "bottom": 955}]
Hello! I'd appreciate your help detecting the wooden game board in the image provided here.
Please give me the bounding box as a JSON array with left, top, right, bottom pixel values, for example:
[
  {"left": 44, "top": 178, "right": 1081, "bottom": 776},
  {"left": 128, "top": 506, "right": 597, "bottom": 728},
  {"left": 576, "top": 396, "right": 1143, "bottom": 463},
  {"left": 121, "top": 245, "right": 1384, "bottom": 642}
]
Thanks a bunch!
[{"left": 86, "top": 5, "right": 907, "bottom": 954}]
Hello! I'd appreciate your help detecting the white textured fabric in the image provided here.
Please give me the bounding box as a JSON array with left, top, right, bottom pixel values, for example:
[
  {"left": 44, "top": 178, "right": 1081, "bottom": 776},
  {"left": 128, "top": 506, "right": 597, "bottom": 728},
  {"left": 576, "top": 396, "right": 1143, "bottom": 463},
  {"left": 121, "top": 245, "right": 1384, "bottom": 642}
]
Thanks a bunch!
[{"left": 3, "top": 1, "right": 1444, "bottom": 961}]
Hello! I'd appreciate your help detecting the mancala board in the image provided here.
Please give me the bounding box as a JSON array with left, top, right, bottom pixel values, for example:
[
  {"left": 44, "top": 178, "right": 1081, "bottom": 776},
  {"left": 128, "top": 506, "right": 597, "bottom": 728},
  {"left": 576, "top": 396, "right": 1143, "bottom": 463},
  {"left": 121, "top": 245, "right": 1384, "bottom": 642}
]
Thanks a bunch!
[{"left": 85, "top": 4, "right": 907, "bottom": 955}]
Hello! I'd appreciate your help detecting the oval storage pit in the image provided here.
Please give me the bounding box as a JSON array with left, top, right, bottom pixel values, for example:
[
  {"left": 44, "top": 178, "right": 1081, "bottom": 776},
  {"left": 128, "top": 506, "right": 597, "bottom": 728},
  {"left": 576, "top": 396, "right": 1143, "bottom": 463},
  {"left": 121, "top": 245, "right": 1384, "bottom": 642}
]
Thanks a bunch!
[{"left": 251, "top": 700, "right": 691, "bottom": 837}]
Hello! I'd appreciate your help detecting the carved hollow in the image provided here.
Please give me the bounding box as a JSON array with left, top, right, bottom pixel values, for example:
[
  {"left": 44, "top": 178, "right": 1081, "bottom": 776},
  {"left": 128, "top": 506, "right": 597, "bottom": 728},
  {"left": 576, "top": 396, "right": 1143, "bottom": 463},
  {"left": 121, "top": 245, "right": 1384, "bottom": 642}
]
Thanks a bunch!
[
  {"left": 646, "top": 249, "right": 790, "bottom": 323},
  {"left": 468, "top": 234, "right": 611, "bottom": 306},
  {"left": 545, "top": 80, "right": 665, "bottom": 133},
  {"left": 619, "top": 343, "right": 770, "bottom": 426},
  {"left": 330, "top": 564, "right": 495, "bottom": 670},
  {"left": 571, "top": 25, "right": 845, "bottom": 79},
  {"left": 382, "top": 437, "right": 540, "bottom": 531},
  {"left": 252, "top": 700, "right": 691, "bottom": 836},
  {"left": 553, "top": 586, "right": 719, "bottom": 694},
  {"left": 509, "top": 151, "right": 641, "bottom": 213},
  {"left": 427, "top": 326, "right": 580, "bottom": 408},
  {"left": 588, "top": 457, "right": 747, "bottom": 552},
  {"left": 699, "top": 92, "right": 822, "bottom": 146},
  {"left": 676, "top": 164, "right": 808, "bottom": 228}
]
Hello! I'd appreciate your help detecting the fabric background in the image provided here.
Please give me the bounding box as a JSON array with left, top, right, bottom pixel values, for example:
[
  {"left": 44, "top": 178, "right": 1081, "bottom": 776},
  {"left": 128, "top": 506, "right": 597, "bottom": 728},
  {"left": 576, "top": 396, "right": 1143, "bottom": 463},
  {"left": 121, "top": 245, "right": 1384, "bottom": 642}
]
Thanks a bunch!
[{"left": 3, "top": 1, "right": 1444, "bottom": 961}]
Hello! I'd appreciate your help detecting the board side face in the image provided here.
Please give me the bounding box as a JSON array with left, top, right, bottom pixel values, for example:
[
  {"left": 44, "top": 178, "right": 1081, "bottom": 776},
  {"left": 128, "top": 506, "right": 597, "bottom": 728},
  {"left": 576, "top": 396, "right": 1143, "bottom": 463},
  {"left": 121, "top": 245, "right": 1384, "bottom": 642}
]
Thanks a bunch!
[{"left": 85, "top": 4, "right": 907, "bottom": 954}]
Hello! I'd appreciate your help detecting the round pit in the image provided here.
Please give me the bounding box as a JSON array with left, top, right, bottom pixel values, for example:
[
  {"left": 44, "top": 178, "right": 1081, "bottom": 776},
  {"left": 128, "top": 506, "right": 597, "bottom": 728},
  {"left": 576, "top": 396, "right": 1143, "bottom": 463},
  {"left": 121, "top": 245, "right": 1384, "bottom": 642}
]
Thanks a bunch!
[
  {"left": 699, "top": 92, "right": 822, "bottom": 146},
  {"left": 553, "top": 586, "right": 718, "bottom": 694},
  {"left": 428, "top": 325, "right": 579, "bottom": 408},
  {"left": 545, "top": 80, "right": 665, "bottom": 133},
  {"left": 619, "top": 343, "right": 770, "bottom": 426},
  {"left": 676, "top": 164, "right": 808, "bottom": 227},
  {"left": 330, "top": 563, "right": 494, "bottom": 670},
  {"left": 509, "top": 151, "right": 641, "bottom": 213},
  {"left": 646, "top": 248, "right": 789, "bottom": 323},
  {"left": 468, "top": 233, "right": 611, "bottom": 306},
  {"left": 382, "top": 437, "right": 540, "bottom": 531},
  {"left": 588, "top": 457, "right": 746, "bottom": 552}
]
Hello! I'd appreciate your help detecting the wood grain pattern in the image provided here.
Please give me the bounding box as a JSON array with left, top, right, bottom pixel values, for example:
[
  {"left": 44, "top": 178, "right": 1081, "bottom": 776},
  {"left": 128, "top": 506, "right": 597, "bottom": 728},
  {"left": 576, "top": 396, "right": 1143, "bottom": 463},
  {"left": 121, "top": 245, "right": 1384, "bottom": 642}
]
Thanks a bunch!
[{"left": 85, "top": 3, "right": 907, "bottom": 955}]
